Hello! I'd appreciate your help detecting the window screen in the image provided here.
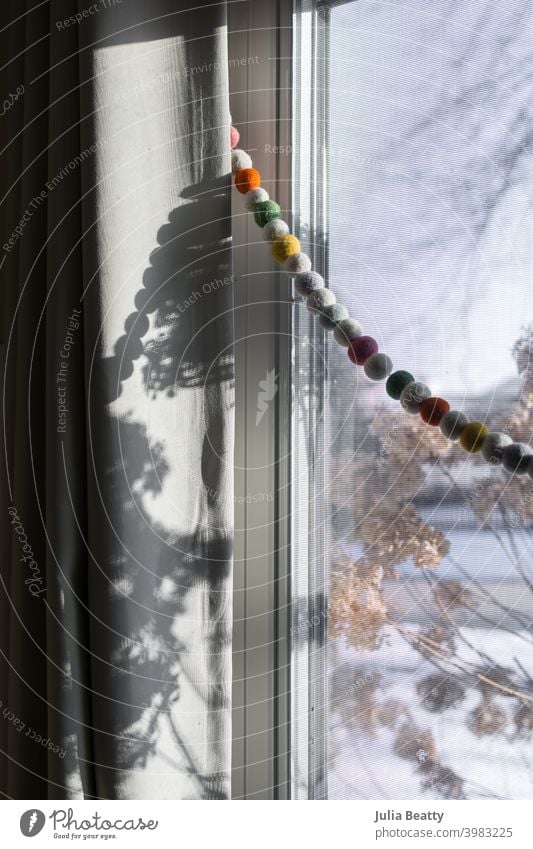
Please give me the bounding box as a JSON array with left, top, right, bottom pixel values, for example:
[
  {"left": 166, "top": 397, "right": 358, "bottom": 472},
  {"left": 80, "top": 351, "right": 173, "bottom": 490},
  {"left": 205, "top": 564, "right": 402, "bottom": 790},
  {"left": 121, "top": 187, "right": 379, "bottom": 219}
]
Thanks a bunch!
[{"left": 295, "top": 0, "right": 533, "bottom": 800}]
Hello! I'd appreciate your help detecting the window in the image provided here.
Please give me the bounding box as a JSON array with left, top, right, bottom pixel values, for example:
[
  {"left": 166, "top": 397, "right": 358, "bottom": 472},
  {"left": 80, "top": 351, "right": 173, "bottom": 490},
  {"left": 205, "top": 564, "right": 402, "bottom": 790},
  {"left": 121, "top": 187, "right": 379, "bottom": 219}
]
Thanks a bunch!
[
  {"left": 293, "top": 0, "right": 533, "bottom": 800},
  {"left": 231, "top": 0, "right": 533, "bottom": 800}
]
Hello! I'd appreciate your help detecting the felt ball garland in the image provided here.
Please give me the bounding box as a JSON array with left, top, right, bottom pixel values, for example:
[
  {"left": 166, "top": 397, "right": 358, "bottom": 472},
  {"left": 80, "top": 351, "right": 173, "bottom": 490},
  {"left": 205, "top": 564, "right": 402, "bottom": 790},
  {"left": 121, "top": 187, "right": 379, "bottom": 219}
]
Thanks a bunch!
[
  {"left": 272, "top": 234, "right": 301, "bottom": 262},
  {"left": 284, "top": 252, "right": 312, "bottom": 274},
  {"left": 419, "top": 397, "right": 450, "bottom": 426},
  {"left": 307, "top": 289, "right": 336, "bottom": 313},
  {"left": 245, "top": 188, "right": 270, "bottom": 211},
  {"left": 254, "top": 200, "right": 281, "bottom": 227},
  {"left": 348, "top": 336, "right": 378, "bottom": 365},
  {"left": 235, "top": 167, "right": 261, "bottom": 194},
  {"left": 229, "top": 122, "right": 533, "bottom": 474}
]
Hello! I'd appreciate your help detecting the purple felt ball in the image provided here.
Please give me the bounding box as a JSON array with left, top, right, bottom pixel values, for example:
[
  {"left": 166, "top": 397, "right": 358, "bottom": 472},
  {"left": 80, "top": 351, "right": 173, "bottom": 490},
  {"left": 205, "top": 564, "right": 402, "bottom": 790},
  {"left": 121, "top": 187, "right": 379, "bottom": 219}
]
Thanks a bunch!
[
  {"left": 294, "top": 272, "right": 325, "bottom": 297},
  {"left": 348, "top": 335, "right": 378, "bottom": 365}
]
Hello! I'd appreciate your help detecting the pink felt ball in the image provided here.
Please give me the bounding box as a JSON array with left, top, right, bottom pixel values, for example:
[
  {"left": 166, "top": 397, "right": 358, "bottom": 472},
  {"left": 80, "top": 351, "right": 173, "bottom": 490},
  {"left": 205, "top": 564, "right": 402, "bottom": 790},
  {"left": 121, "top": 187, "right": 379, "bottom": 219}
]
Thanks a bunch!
[
  {"left": 230, "top": 125, "right": 240, "bottom": 149},
  {"left": 348, "top": 335, "right": 378, "bottom": 365}
]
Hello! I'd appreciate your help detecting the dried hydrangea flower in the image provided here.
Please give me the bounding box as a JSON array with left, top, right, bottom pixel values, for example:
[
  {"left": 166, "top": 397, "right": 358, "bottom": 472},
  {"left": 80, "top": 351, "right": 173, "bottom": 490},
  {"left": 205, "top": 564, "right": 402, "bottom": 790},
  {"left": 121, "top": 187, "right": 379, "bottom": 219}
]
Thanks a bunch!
[
  {"left": 417, "top": 674, "right": 466, "bottom": 713},
  {"left": 467, "top": 701, "right": 508, "bottom": 736}
]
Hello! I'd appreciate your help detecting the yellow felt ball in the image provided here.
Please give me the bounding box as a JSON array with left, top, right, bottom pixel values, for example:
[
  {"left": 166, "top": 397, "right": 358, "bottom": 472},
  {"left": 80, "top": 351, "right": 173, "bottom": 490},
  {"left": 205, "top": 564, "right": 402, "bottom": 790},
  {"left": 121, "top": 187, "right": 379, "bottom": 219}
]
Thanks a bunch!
[
  {"left": 459, "top": 421, "right": 489, "bottom": 453},
  {"left": 271, "top": 234, "right": 300, "bottom": 263}
]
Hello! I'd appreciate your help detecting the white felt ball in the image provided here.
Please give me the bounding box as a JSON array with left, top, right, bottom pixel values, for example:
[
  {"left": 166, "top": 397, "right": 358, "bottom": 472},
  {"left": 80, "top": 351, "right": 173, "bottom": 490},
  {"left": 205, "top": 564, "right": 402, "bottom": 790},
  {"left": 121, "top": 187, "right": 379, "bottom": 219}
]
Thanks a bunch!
[
  {"left": 333, "top": 318, "right": 363, "bottom": 347},
  {"left": 399, "top": 381, "right": 431, "bottom": 415},
  {"left": 307, "top": 289, "right": 336, "bottom": 313},
  {"left": 263, "top": 219, "right": 290, "bottom": 241},
  {"left": 232, "top": 149, "right": 253, "bottom": 171},
  {"left": 481, "top": 431, "right": 513, "bottom": 465},
  {"left": 244, "top": 187, "right": 269, "bottom": 210},
  {"left": 364, "top": 353, "right": 393, "bottom": 381},
  {"left": 284, "top": 253, "right": 312, "bottom": 275}
]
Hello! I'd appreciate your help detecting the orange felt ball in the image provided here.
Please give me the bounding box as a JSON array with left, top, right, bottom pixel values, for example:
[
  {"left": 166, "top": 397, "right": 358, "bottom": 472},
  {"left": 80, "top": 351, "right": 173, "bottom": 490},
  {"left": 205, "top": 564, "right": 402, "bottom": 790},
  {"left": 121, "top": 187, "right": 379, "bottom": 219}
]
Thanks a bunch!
[
  {"left": 235, "top": 167, "right": 261, "bottom": 194},
  {"left": 419, "top": 396, "right": 450, "bottom": 426}
]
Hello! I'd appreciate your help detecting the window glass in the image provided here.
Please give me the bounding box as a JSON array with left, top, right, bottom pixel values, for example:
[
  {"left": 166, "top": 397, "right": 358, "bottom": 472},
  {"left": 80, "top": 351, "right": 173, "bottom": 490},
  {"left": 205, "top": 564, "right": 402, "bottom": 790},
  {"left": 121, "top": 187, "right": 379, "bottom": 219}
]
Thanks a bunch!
[{"left": 321, "top": 0, "right": 533, "bottom": 800}]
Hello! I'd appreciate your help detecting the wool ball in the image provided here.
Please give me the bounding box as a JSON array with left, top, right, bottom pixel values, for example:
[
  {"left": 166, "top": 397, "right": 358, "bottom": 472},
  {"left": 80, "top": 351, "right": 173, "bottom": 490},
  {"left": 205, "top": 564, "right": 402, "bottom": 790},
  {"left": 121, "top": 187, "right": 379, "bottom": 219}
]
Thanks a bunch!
[
  {"left": 333, "top": 318, "right": 363, "bottom": 347},
  {"left": 284, "top": 252, "right": 312, "bottom": 274},
  {"left": 528, "top": 455, "right": 533, "bottom": 480},
  {"left": 307, "top": 289, "right": 336, "bottom": 313},
  {"left": 439, "top": 410, "right": 468, "bottom": 441},
  {"left": 481, "top": 432, "right": 513, "bottom": 465},
  {"left": 272, "top": 234, "right": 300, "bottom": 262},
  {"left": 399, "top": 381, "right": 431, "bottom": 415},
  {"left": 245, "top": 188, "right": 269, "bottom": 211},
  {"left": 348, "top": 335, "right": 379, "bottom": 366},
  {"left": 231, "top": 149, "right": 252, "bottom": 171},
  {"left": 235, "top": 167, "right": 261, "bottom": 194},
  {"left": 419, "top": 397, "right": 450, "bottom": 426},
  {"left": 263, "top": 219, "right": 290, "bottom": 241},
  {"left": 294, "top": 271, "right": 325, "bottom": 297},
  {"left": 253, "top": 200, "right": 280, "bottom": 227},
  {"left": 318, "top": 303, "right": 349, "bottom": 330},
  {"left": 230, "top": 125, "right": 240, "bottom": 148},
  {"left": 459, "top": 421, "right": 489, "bottom": 453},
  {"left": 502, "top": 442, "right": 532, "bottom": 475},
  {"left": 364, "top": 352, "right": 393, "bottom": 381},
  {"left": 386, "top": 370, "right": 414, "bottom": 400}
]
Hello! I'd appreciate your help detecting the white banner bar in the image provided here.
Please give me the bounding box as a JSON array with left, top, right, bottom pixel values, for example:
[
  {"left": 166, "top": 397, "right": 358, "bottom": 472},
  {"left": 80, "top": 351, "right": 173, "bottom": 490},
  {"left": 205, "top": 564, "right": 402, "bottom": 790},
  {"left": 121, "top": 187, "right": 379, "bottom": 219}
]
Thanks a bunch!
[{"left": 2, "top": 800, "right": 531, "bottom": 848}]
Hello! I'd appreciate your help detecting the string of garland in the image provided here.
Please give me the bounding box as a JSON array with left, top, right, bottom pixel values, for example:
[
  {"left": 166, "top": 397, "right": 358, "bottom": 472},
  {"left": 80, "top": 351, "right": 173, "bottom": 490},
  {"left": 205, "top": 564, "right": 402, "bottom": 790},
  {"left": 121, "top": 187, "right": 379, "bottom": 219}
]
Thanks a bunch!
[{"left": 229, "top": 123, "right": 533, "bottom": 478}]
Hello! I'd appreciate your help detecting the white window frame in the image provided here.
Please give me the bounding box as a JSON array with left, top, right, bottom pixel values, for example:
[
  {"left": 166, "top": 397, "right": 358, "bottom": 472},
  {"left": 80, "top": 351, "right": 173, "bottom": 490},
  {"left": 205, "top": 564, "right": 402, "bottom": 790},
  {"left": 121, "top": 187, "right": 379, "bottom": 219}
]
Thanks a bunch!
[{"left": 229, "top": 0, "right": 330, "bottom": 800}]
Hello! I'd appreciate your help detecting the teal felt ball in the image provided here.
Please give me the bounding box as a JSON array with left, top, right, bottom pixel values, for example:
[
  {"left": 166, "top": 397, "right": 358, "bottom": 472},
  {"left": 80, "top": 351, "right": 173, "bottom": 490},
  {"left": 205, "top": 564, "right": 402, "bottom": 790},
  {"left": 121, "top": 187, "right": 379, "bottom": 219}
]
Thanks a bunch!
[
  {"left": 502, "top": 442, "right": 532, "bottom": 475},
  {"left": 318, "top": 303, "right": 349, "bottom": 330},
  {"left": 254, "top": 200, "right": 281, "bottom": 228},
  {"left": 386, "top": 370, "right": 414, "bottom": 400}
]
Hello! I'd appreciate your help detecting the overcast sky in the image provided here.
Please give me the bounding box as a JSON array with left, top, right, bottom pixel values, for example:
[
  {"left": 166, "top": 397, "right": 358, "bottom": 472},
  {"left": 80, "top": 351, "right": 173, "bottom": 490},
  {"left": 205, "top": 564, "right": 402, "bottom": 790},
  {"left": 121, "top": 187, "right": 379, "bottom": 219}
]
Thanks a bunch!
[{"left": 328, "top": 0, "right": 532, "bottom": 398}]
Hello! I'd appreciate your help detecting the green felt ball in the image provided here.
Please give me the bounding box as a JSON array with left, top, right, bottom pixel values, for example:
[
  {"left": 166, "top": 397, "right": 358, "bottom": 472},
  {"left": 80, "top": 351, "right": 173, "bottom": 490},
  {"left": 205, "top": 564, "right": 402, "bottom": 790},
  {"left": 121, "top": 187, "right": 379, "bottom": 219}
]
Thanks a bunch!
[
  {"left": 386, "top": 370, "right": 415, "bottom": 400},
  {"left": 253, "top": 200, "right": 281, "bottom": 228}
]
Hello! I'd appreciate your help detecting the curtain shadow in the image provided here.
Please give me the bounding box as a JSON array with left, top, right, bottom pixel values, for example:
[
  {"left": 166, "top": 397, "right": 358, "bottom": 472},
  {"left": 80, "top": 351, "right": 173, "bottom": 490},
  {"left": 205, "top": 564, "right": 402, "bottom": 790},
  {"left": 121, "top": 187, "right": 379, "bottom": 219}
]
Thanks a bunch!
[
  {"left": 78, "top": 173, "right": 234, "bottom": 799},
  {"left": 81, "top": 415, "right": 231, "bottom": 799}
]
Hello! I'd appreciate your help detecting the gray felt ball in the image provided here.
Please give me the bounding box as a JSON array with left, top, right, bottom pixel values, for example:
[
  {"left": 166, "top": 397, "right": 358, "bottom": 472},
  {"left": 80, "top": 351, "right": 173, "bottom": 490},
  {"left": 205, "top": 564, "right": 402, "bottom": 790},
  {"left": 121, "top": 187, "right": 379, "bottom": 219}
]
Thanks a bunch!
[
  {"left": 333, "top": 318, "right": 363, "bottom": 347},
  {"left": 481, "top": 431, "right": 513, "bottom": 465},
  {"left": 502, "top": 442, "right": 532, "bottom": 475},
  {"left": 319, "top": 304, "right": 349, "bottom": 330},
  {"left": 318, "top": 303, "right": 349, "bottom": 330},
  {"left": 399, "top": 381, "right": 431, "bottom": 415},
  {"left": 307, "top": 289, "right": 336, "bottom": 313},
  {"left": 528, "top": 455, "right": 533, "bottom": 480},
  {"left": 294, "top": 272, "right": 325, "bottom": 297},
  {"left": 363, "top": 352, "right": 393, "bottom": 381},
  {"left": 284, "top": 252, "right": 312, "bottom": 275},
  {"left": 439, "top": 410, "right": 468, "bottom": 441}
]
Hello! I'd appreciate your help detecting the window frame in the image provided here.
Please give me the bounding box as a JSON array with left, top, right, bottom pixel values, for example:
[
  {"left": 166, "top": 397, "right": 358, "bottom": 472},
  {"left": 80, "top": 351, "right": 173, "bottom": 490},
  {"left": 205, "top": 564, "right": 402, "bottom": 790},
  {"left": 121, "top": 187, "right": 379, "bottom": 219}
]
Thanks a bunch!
[
  {"left": 229, "top": 0, "right": 331, "bottom": 801},
  {"left": 229, "top": 0, "right": 294, "bottom": 801}
]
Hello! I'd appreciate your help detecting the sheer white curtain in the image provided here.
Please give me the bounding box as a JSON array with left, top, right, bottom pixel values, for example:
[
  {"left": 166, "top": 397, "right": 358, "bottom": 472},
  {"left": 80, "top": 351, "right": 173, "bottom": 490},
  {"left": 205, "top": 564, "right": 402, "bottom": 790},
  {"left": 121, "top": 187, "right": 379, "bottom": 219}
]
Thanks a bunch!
[{"left": 0, "top": 0, "right": 233, "bottom": 799}]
